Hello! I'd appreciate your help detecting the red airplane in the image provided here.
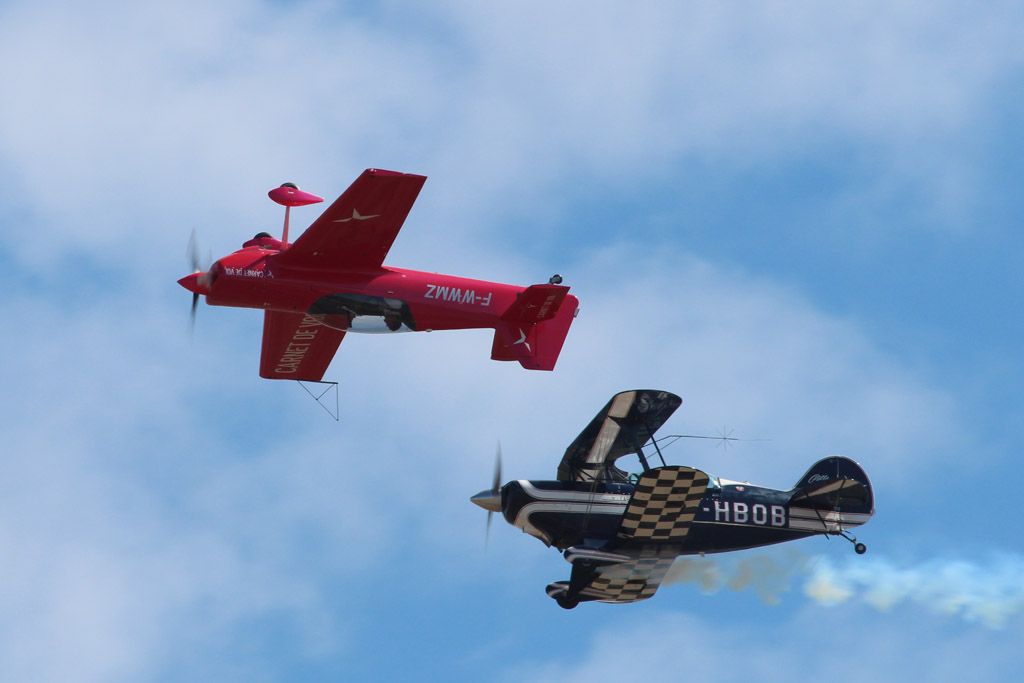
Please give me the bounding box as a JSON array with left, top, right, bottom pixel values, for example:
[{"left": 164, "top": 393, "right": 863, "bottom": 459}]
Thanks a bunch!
[{"left": 178, "top": 169, "right": 579, "bottom": 381}]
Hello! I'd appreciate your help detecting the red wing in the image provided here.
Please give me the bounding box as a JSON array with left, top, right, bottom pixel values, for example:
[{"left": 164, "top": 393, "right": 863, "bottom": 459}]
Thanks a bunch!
[
  {"left": 273, "top": 169, "right": 426, "bottom": 270},
  {"left": 259, "top": 311, "right": 346, "bottom": 381}
]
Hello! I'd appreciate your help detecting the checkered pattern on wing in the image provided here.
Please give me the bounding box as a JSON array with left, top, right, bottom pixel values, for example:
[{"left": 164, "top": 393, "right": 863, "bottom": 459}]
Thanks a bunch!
[
  {"left": 618, "top": 466, "right": 710, "bottom": 542},
  {"left": 587, "top": 548, "right": 678, "bottom": 603}
]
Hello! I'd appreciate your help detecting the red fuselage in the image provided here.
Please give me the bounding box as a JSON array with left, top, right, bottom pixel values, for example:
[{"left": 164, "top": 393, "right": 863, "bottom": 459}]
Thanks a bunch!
[{"left": 202, "top": 243, "right": 542, "bottom": 332}]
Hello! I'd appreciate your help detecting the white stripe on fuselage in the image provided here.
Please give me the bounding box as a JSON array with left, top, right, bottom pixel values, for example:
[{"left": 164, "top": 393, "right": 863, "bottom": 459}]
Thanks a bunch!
[
  {"left": 518, "top": 480, "right": 630, "bottom": 504},
  {"left": 511, "top": 481, "right": 631, "bottom": 543},
  {"left": 788, "top": 507, "right": 872, "bottom": 532}
]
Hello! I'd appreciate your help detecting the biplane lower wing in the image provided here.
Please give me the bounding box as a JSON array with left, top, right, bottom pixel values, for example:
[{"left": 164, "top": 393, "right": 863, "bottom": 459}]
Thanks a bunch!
[
  {"left": 544, "top": 466, "right": 709, "bottom": 606},
  {"left": 491, "top": 289, "right": 578, "bottom": 371},
  {"left": 547, "top": 546, "right": 679, "bottom": 604},
  {"left": 259, "top": 310, "right": 346, "bottom": 381}
]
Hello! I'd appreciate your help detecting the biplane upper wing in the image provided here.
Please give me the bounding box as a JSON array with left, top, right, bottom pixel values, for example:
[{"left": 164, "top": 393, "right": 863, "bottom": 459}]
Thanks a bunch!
[
  {"left": 259, "top": 310, "right": 346, "bottom": 381},
  {"left": 546, "top": 546, "right": 679, "bottom": 604},
  {"left": 273, "top": 169, "right": 427, "bottom": 270},
  {"left": 556, "top": 390, "right": 682, "bottom": 482}
]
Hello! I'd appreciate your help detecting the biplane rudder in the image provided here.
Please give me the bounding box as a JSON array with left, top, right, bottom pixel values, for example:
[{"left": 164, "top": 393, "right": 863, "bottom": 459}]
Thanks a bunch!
[
  {"left": 789, "top": 455, "right": 874, "bottom": 515},
  {"left": 490, "top": 289, "right": 579, "bottom": 370}
]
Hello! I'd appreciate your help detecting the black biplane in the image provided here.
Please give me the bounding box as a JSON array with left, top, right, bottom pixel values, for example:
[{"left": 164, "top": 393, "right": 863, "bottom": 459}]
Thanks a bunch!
[{"left": 471, "top": 390, "right": 874, "bottom": 609}]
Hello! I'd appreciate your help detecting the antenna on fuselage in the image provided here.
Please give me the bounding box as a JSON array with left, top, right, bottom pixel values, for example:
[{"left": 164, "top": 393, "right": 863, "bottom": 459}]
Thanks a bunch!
[{"left": 268, "top": 182, "right": 324, "bottom": 248}]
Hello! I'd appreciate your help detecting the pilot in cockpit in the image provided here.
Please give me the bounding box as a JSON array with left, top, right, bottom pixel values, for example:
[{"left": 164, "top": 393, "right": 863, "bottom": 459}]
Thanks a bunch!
[{"left": 242, "top": 232, "right": 283, "bottom": 250}]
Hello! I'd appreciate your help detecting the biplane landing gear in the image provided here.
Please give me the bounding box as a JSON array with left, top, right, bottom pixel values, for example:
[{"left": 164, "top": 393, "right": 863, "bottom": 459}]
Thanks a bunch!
[
  {"left": 556, "top": 595, "right": 579, "bottom": 610},
  {"left": 552, "top": 560, "right": 593, "bottom": 609},
  {"left": 837, "top": 528, "right": 867, "bottom": 555}
]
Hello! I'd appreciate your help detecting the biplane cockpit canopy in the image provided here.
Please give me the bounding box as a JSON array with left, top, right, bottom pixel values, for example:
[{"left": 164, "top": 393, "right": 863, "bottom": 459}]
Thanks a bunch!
[{"left": 557, "top": 390, "right": 682, "bottom": 483}]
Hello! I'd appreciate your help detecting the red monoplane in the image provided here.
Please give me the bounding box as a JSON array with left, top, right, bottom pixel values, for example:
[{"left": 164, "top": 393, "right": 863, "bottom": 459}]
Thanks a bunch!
[{"left": 179, "top": 169, "right": 579, "bottom": 381}]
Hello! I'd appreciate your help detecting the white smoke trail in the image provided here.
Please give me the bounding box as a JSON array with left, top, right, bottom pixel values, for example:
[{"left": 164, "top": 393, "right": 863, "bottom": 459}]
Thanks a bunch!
[
  {"left": 664, "top": 551, "right": 812, "bottom": 606},
  {"left": 663, "top": 552, "right": 1024, "bottom": 628},
  {"left": 804, "top": 554, "right": 1024, "bottom": 628}
]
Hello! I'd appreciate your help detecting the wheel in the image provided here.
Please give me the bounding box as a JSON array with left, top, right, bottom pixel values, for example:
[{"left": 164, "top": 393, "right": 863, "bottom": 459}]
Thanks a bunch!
[
  {"left": 854, "top": 543, "right": 867, "bottom": 555},
  {"left": 556, "top": 595, "right": 579, "bottom": 610}
]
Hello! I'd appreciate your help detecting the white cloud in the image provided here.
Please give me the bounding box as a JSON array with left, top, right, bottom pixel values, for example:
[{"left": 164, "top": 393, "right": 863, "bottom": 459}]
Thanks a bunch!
[
  {"left": 0, "top": 296, "right": 386, "bottom": 680},
  {"left": 533, "top": 245, "right": 957, "bottom": 486},
  {"left": 3, "top": 0, "right": 1021, "bottom": 270},
  {"left": 511, "top": 608, "right": 1023, "bottom": 683}
]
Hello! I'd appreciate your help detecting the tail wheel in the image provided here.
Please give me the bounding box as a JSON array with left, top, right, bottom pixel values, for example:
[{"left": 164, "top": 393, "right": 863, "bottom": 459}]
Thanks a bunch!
[{"left": 854, "top": 543, "right": 867, "bottom": 555}]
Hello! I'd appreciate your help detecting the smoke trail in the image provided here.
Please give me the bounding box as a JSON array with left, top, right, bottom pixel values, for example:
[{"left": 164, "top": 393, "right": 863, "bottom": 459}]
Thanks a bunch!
[
  {"left": 804, "top": 554, "right": 1024, "bottom": 628},
  {"left": 663, "top": 551, "right": 812, "bottom": 606},
  {"left": 663, "top": 552, "right": 1024, "bottom": 628}
]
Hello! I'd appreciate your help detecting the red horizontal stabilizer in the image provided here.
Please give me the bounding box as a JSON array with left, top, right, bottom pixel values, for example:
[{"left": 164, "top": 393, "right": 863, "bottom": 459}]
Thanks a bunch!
[
  {"left": 259, "top": 310, "right": 346, "bottom": 381},
  {"left": 491, "top": 293, "right": 578, "bottom": 370},
  {"left": 500, "top": 284, "right": 570, "bottom": 324}
]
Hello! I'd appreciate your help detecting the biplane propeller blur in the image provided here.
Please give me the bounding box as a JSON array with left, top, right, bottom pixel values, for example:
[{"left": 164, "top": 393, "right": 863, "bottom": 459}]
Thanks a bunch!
[
  {"left": 472, "top": 390, "right": 874, "bottom": 609},
  {"left": 179, "top": 169, "right": 579, "bottom": 381}
]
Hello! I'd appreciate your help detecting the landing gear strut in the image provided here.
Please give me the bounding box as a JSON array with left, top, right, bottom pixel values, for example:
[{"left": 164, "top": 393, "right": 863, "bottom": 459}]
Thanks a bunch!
[
  {"left": 838, "top": 529, "right": 867, "bottom": 554},
  {"left": 551, "top": 559, "right": 594, "bottom": 609}
]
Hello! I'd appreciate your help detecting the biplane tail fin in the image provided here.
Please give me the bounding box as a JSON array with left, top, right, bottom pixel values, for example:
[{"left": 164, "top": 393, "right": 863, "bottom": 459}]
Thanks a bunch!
[
  {"left": 788, "top": 456, "right": 875, "bottom": 533},
  {"left": 490, "top": 285, "right": 578, "bottom": 370}
]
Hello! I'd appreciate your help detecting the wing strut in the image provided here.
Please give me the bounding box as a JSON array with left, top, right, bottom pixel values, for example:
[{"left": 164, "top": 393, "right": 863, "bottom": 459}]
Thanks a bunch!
[
  {"left": 633, "top": 411, "right": 672, "bottom": 470},
  {"left": 629, "top": 431, "right": 652, "bottom": 473},
  {"left": 297, "top": 380, "right": 339, "bottom": 421}
]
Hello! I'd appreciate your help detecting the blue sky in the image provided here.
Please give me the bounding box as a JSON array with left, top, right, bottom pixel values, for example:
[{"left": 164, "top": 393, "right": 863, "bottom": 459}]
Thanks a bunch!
[{"left": 2, "top": 1, "right": 1024, "bottom": 680}]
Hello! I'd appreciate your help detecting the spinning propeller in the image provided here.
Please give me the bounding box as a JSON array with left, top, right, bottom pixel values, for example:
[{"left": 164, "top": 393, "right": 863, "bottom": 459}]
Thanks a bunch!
[
  {"left": 470, "top": 443, "right": 504, "bottom": 545},
  {"left": 181, "top": 230, "right": 212, "bottom": 332}
]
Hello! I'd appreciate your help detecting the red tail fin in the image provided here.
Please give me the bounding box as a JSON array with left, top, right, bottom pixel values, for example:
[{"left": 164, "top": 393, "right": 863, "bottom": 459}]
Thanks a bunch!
[{"left": 491, "top": 286, "right": 578, "bottom": 370}]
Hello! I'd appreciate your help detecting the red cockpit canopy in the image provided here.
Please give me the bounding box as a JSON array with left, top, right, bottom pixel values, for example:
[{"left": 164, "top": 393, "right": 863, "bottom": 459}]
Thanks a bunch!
[{"left": 242, "top": 232, "right": 283, "bottom": 250}]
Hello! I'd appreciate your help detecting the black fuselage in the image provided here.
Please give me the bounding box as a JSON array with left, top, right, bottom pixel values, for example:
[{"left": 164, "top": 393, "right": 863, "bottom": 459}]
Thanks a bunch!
[{"left": 501, "top": 477, "right": 846, "bottom": 554}]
